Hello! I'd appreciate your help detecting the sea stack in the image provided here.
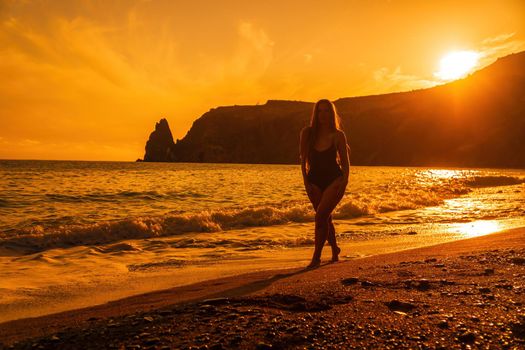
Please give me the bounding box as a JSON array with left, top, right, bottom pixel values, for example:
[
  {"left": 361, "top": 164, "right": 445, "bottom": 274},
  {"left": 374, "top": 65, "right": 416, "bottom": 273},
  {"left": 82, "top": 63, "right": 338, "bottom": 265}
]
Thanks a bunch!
[{"left": 143, "top": 118, "right": 176, "bottom": 162}]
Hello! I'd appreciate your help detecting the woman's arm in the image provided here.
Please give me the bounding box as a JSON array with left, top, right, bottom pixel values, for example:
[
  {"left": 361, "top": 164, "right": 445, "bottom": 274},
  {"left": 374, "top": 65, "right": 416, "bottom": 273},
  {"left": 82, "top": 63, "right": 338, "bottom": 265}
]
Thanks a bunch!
[
  {"left": 299, "top": 127, "right": 310, "bottom": 184},
  {"left": 336, "top": 130, "right": 350, "bottom": 181}
]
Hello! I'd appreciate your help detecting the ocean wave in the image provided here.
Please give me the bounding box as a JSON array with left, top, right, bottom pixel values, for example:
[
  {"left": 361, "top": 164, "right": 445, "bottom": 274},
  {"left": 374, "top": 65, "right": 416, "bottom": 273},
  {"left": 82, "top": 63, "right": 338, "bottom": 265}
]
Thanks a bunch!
[
  {"left": 464, "top": 175, "right": 525, "bottom": 188},
  {"left": 0, "top": 180, "right": 471, "bottom": 253},
  {"left": 42, "top": 190, "right": 206, "bottom": 203}
]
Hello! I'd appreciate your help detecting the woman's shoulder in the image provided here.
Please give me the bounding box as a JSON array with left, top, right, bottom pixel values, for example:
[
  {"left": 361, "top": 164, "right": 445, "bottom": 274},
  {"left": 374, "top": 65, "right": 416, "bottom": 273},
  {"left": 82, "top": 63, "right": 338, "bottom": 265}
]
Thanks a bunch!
[{"left": 334, "top": 129, "right": 348, "bottom": 143}]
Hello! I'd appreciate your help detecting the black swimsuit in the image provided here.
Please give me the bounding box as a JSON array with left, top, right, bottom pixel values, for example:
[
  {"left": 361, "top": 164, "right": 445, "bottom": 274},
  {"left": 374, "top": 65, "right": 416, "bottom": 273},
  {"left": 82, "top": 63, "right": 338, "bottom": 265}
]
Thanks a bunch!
[{"left": 307, "top": 140, "right": 343, "bottom": 191}]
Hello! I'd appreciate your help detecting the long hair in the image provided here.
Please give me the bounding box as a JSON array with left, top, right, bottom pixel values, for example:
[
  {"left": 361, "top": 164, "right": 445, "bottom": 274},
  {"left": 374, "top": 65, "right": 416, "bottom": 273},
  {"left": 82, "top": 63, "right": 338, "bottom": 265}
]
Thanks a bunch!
[{"left": 307, "top": 99, "right": 343, "bottom": 162}]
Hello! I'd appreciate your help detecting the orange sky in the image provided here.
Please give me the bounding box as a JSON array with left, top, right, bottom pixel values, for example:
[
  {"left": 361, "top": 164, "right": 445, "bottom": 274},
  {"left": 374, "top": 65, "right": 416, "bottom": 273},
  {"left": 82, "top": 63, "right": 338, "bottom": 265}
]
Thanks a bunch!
[{"left": 1, "top": 0, "right": 524, "bottom": 161}]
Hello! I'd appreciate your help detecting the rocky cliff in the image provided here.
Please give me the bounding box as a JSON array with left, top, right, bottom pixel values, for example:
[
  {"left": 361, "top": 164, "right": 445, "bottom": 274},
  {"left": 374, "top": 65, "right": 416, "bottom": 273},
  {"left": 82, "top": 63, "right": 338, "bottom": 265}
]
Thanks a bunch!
[{"left": 143, "top": 51, "right": 525, "bottom": 168}]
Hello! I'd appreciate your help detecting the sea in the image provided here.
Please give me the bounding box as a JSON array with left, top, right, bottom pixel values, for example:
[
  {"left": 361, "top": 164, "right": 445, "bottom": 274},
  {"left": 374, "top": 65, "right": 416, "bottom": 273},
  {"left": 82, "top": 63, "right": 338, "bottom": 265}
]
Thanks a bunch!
[{"left": 0, "top": 160, "right": 524, "bottom": 321}]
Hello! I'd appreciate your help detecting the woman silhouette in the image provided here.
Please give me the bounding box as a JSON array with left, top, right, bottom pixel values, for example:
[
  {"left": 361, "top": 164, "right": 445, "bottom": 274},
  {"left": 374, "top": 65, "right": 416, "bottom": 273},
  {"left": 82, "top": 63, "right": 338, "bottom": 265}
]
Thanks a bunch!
[{"left": 300, "top": 99, "right": 350, "bottom": 268}]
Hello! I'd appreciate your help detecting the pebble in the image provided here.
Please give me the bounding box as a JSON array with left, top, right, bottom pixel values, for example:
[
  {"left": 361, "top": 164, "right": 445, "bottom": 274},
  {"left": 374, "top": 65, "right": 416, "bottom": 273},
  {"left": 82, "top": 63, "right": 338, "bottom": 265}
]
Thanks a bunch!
[
  {"left": 495, "top": 284, "right": 513, "bottom": 290},
  {"left": 202, "top": 298, "right": 230, "bottom": 305},
  {"left": 457, "top": 331, "right": 476, "bottom": 343},
  {"left": 511, "top": 257, "right": 525, "bottom": 265},
  {"left": 385, "top": 300, "right": 417, "bottom": 312},
  {"left": 361, "top": 280, "right": 375, "bottom": 287},
  {"left": 341, "top": 277, "right": 359, "bottom": 285},
  {"left": 144, "top": 338, "right": 161, "bottom": 346},
  {"left": 393, "top": 311, "right": 407, "bottom": 316},
  {"left": 437, "top": 320, "right": 449, "bottom": 329}
]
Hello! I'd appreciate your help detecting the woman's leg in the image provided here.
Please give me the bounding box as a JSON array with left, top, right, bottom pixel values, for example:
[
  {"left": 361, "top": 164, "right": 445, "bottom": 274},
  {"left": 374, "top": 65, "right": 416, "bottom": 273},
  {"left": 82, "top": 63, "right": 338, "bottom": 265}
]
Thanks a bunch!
[
  {"left": 307, "top": 184, "right": 323, "bottom": 267},
  {"left": 310, "top": 188, "right": 339, "bottom": 261},
  {"left": 305, "top": 184, "right": 322, "bottom": 267},
  {"left": 310, "top": 178, "right": 346, "bottom": 265},
  {"left": 327, "top": 215, "right": 340, "bottom": 262},
  {"left": 306, "top": 183, "right": 323, "bottom": 210}
]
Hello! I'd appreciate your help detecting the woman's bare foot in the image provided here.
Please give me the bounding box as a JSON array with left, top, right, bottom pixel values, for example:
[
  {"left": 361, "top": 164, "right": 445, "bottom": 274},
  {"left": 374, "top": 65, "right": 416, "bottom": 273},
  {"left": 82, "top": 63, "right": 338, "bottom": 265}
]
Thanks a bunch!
[
  {"left": 331, "top": 246, "right": 341, "bottom": 262},
  {"left": 306, "top": 259, "right": 321, "bottom": 269}
]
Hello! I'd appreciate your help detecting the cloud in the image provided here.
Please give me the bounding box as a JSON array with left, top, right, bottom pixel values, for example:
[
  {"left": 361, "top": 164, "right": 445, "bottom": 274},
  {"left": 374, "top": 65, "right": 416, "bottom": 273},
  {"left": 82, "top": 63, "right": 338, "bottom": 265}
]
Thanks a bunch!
[
  {"left": 481, "top": 32, "right": 517, "bottom": 45},
  {"left": 373, "top": 66, "right": 438, "bottom": 92},
  {"left": 229, "top": 21, "right": 275, "bottom": 80},
  {"left": 0, "top": 2, "right": 283, "bottom": 160},
  {"left": 478, "top": 32, "right": 525, "bottom": 67},
  {"left": 20, "top": 139, "right": 40, "bottom": 146}
]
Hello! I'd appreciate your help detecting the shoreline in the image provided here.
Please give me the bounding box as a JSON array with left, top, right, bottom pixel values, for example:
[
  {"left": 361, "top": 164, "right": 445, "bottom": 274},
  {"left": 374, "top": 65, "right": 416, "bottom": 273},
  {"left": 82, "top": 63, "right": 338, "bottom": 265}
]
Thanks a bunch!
[
  {"left": 1, "top": 226, "right": 524, "bottom": 348},
  {"left": 2, "top": 215, "right": 506, "bottom": 324}
]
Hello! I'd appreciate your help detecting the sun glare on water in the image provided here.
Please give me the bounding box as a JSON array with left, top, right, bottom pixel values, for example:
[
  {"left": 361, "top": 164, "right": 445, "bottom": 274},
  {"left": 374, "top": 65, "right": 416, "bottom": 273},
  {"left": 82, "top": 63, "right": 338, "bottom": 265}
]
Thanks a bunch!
[
  {"left": 434, "top": 50, "right": 480, "bottom": 81},
  {"left": 450, "top": 220, "right": 501, "bottom": 238}
]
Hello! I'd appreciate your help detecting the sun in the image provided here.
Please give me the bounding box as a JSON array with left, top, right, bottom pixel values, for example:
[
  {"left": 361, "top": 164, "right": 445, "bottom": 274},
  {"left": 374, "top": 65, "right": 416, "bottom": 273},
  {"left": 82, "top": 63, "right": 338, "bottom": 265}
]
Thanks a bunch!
[{"left": 434, "top": 50, "right": 480, "bottom": 81}]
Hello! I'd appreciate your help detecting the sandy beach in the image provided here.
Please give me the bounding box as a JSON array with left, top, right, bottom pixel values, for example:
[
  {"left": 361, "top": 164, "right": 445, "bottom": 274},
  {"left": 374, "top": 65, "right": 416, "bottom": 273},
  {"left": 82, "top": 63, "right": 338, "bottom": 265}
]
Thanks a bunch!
[{"left": 1, "top": 227, "right": 524, "bottom": 349}]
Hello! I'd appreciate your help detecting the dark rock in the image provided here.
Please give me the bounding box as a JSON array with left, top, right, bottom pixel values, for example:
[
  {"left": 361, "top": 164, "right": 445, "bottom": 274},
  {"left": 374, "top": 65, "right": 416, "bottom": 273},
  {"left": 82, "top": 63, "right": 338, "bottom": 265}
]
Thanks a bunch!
[
  {"left": 202, "top": 298, "right": 230, "bottom": 305},
  {"left": 405, "top": 279, "right": 432, "bottom": 291},
  {"left": 495, "top": 284, "right": 513, "bottom": 290},
  {"left": 510, "top": 320, "right": 525, "bottom": 338},
  {"left": 385, "top": 300, "right": 417, "bottom": 312},
  {"left": 230, "top": 336, "right": 242, "bottom": 345},
  {"left": 437, "top": 320, "right": 449, "bottom": 329},
  {"left": 361, "top": 280, "right": 375, "bottom": 287},
  {"left": 341, "top": 277, "right": 359, "bottom": 285},
  {"left": 484, "top": 268, "right": 495, "bottom": 275},
  {"left": 457, "top": 331, "right": 476, "bottom": 343},
  {"left": 511, "top": 257, "right": 525, "bottom": 265},
  {"left": 144, "top": 338, "right": 161, "bottom": 346},
  {"left": 143, "top": 118, "right": 176, "bottom": 162},
  {"left": 440, "top": 279, "right": 455, "bottom": 285}
]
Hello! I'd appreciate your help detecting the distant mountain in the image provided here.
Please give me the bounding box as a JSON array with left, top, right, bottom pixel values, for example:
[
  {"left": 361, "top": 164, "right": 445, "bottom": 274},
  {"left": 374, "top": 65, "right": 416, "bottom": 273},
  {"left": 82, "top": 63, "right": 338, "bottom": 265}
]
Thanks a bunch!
[{"left": 141, "top": 51, "right": 525, "bottom": 168}]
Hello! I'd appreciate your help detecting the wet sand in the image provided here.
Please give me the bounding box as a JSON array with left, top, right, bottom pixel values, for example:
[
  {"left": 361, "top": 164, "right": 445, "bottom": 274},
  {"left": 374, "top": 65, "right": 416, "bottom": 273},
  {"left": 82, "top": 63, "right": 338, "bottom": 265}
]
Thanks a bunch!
[{"left": 1, "top": 227, "right": 524, "bottom": 349}]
